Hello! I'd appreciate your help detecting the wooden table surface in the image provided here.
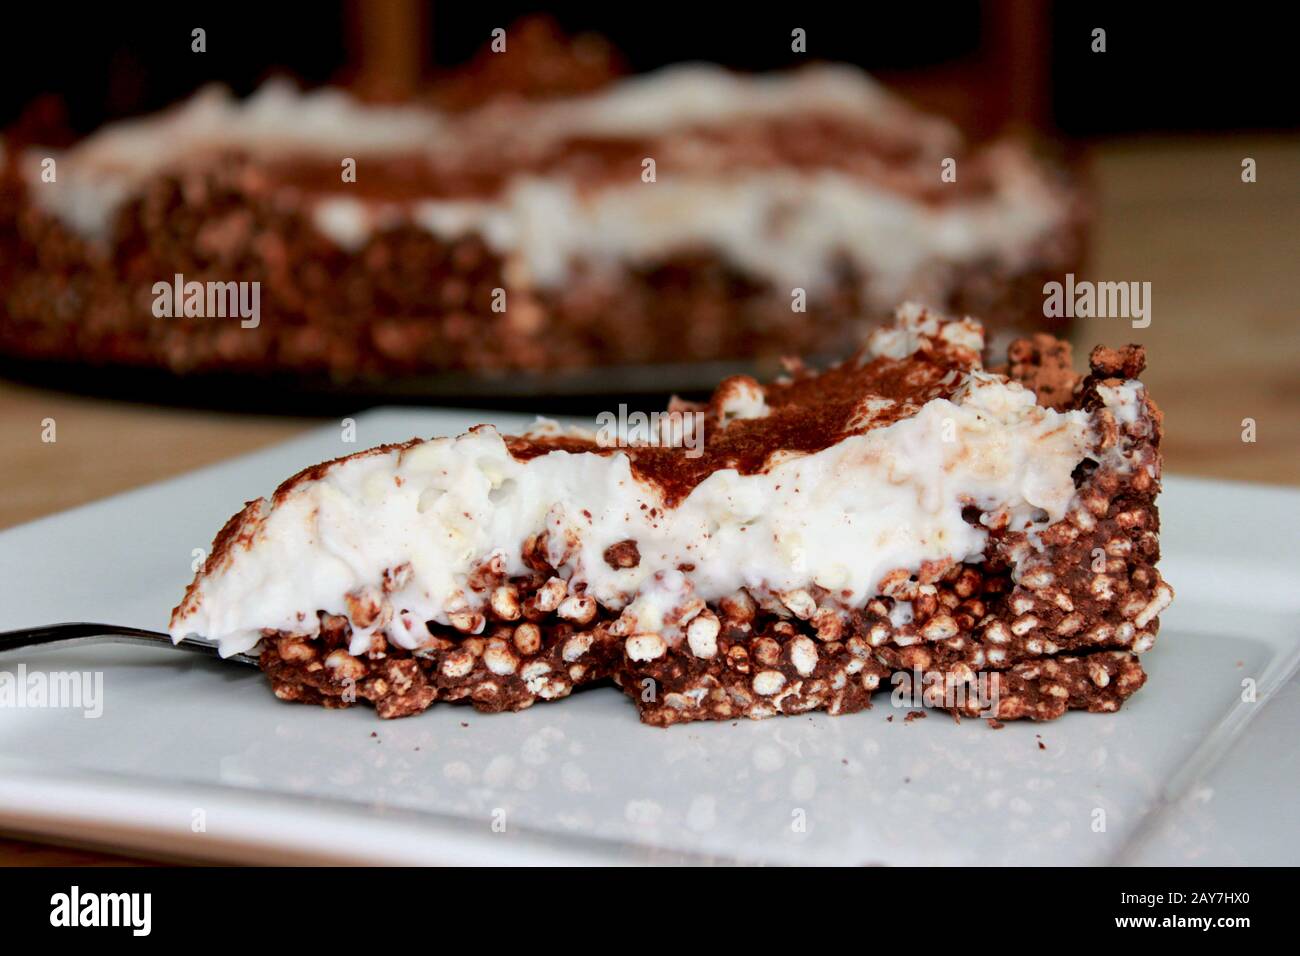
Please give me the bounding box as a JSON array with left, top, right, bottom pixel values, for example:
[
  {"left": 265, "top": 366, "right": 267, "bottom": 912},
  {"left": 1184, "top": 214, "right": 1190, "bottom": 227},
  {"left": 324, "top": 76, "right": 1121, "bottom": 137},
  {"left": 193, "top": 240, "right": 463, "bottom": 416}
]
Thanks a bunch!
[{"left": 1, "top": 135, "right": 1297, "bottom": 865}]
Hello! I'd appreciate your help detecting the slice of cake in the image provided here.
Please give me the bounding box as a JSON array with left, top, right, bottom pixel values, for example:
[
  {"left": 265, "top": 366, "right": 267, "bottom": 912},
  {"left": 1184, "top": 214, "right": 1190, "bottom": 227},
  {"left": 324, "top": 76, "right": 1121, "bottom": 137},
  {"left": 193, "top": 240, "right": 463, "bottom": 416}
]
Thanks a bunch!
[
  {"left": 170, "top": 305, "right": 1171, "bottom": 724},
  {"left": 0, "top": 33, "right": 1082, "bottom": 380}
]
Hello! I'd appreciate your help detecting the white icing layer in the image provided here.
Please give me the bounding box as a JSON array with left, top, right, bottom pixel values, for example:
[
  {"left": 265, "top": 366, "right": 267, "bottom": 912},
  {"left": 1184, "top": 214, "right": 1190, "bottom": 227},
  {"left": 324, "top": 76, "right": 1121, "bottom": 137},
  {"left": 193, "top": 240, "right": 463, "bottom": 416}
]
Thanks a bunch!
[
  {"left": 389, "top": 161, "right": 1064, "bottom": 304},
  {"left": 490, "top": 62, "right": 949, "bottom": 143},
  {"left": 171, "top": 318, "right": 1102, "bottom": 658}
]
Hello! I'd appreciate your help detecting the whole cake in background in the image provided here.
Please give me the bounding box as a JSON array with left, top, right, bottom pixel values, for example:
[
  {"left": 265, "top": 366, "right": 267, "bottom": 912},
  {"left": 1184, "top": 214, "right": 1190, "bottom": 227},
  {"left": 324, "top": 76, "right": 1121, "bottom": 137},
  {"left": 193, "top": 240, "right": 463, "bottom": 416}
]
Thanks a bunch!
[{"left": 0, "top": 24, "right": 1084, "bottom": 381}]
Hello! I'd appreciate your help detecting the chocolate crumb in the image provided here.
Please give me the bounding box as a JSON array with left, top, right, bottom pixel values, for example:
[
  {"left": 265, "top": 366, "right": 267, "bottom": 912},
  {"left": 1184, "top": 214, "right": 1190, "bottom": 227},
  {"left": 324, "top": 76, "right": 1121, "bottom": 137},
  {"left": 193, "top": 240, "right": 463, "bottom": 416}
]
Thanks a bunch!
[{"left": 603, "top": 539, "right": 641, "bottom": 569}]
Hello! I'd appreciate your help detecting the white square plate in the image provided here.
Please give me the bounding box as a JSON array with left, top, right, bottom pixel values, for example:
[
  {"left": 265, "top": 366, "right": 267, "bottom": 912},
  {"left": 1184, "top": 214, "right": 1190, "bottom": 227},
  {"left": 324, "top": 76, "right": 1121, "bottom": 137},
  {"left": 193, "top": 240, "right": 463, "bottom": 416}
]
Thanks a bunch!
[{"left": 1, "top": 409, "right": 1297, "bottom": 865}]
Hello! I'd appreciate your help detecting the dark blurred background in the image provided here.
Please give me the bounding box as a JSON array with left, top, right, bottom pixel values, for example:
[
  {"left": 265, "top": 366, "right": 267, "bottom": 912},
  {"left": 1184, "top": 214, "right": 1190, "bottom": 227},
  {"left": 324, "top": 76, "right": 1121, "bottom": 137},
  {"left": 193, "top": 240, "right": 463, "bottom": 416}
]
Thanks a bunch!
[{"left": 3, "top": 1, "right": 1295, "bottom": 141}]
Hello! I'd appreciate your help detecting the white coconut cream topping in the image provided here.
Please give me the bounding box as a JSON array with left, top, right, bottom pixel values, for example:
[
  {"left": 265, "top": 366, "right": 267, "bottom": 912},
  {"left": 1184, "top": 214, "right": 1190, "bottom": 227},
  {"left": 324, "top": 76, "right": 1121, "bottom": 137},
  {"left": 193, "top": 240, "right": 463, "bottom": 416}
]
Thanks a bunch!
[
  {"left": 1096, "top": 381, "right": 1145, "bottom": 426},
  {"left": 477, "top": 62, "right": 952, "bottom": 144},
  {"left": 171, "top": 363, "right": 1126, "bottom": 658},
  {"left": 386, "top": 160, "right": 1064, "bottom": 305}
]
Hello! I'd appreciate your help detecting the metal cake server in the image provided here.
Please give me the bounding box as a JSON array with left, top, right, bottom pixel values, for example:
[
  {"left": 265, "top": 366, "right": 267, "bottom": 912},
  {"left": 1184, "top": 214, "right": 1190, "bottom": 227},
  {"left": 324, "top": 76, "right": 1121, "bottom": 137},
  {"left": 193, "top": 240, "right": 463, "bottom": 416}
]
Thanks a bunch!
[{"left": 0, "top": 623, "right": 259, "bottom": 666}]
